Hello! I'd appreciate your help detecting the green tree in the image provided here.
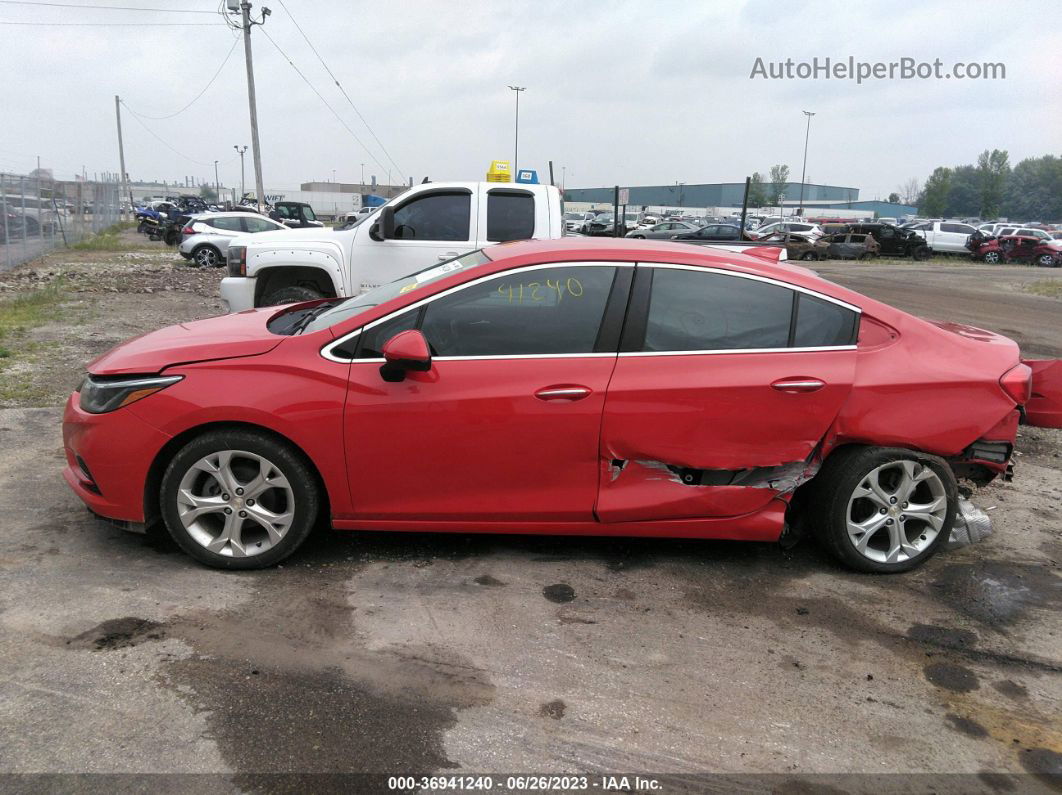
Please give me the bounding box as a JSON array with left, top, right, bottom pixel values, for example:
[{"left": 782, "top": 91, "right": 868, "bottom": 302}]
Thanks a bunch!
[
  {"left": 1003, "top": 155, "right": 1062, "bottom": 221},
  {"left": 768, "top": 164, "right": 790, "bottom": 204},
  {"left": 943, "top": 165, "right": 979, "bottom": 217},
  {"left": 887, "top": 192, "right": 900, "bottom": 203},
  {"left": 747, "top": 172, "right": 767, "bottom": 207},
  {"left": 199, "top": 184, "right": 218, "bottom": 202},
  {"left": 920, "top": 167, "right": 952, "bottom": 217},
  {"left": 976, "top": 149, "right": 1010, "bottom": 219}
]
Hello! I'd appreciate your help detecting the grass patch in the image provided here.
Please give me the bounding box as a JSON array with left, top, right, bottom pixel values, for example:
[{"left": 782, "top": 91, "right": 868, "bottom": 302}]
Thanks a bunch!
[
  {"left": 0, "top": 282, "right": 64, "bottom": 343},
  {"left": 69, "top": 221, "right": 141, "bottom": 251},
  {"left": 1024, "top": 280, "right": 1062, "bottom": 299}
]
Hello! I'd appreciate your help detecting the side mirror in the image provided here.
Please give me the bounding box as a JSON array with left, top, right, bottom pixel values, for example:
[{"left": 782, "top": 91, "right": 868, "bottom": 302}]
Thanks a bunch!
[
  {"left": 379, "top": 330, "right": 432, "bottom": 382},
  {"left": 370, "top": 206, "right": 395, "bottom": 241}
]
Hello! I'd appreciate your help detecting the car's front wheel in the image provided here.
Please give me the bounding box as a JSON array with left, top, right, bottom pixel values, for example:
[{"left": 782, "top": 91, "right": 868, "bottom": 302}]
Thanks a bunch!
[
  {"left": 912, "top": 246, "right": 931, "bottom": 261},
  {"left": 982, "top": 250, "right": 1002, "bottom": 264},
  {"left": 809, "top": 446, "right": 956, "bottom": 573},
  {"left": 160, "top": 429, "right": 320, "bottom": 569}
]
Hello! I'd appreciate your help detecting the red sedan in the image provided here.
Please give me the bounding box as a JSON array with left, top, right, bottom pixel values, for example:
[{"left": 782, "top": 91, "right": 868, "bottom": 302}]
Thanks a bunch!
[{"left": 64, "top": 239, "right": 1034, "bottom": 573}]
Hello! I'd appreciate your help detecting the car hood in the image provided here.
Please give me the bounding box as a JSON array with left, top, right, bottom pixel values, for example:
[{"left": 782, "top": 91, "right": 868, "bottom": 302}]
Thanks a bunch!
[
  {"left": 87, "top": 308, "right": 285, "bottom": 375},
  {"left": 243, "top": 226, "right": 339, "bottom": 246}
]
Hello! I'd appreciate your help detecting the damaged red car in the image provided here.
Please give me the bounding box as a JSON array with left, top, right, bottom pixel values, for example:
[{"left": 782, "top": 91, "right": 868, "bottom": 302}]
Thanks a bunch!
[{"left": 63, "top": 239, "right": 1050, "bottom": 573}]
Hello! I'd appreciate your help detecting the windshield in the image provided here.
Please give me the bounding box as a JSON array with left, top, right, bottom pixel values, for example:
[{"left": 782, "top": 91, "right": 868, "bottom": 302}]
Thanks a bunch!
[
  {"left": 300, "top": 249, "right": 492, "bottom": 333},
  {"left": 564, "top": 212, "right": 582, "bottom": 221}
]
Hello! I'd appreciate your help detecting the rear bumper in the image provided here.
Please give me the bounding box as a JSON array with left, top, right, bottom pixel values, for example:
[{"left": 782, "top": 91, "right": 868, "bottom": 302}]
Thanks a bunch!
[
  {"left": 220, "top": 276, "right": 256, "bottom": 313},
  {"left": 62, "top": 393, "right": 173, "bottom": 522}
]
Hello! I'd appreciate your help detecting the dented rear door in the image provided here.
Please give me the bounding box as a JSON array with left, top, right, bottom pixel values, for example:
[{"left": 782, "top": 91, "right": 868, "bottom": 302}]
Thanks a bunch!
[{"left": 597, "top": 264, "right": 858, "bottom": 523}]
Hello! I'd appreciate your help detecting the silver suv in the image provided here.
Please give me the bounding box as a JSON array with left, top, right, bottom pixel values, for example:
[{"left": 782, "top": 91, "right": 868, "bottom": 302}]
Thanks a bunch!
[{"left": 178, "top": 212, "right": 287, "bottom": 268}]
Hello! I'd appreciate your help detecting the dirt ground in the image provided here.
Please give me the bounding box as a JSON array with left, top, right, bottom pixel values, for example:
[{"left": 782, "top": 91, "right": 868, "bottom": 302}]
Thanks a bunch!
[{"left": 0, "top": 236, "right": 1059, "bottom": 789}]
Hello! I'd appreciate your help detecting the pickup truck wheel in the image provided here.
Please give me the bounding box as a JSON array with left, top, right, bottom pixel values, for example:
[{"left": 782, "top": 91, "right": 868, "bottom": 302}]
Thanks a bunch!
[
  {"left": 809, "top": 447, "right": 956, "bottom": 574},
  {"left": 193, "top": 245, "right": 222, "bottom": 268},
  {"left": 263, "top": 285, "right": 323, "bottom": 306}
]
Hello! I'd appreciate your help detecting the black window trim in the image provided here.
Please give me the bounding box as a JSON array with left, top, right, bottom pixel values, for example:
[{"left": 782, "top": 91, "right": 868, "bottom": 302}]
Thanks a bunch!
[
  {"left": 322, "top": 261, "right": 634, "bottom": 363},
  {"left": 617, "top": 263, "right": 861, "bottom": 357}
]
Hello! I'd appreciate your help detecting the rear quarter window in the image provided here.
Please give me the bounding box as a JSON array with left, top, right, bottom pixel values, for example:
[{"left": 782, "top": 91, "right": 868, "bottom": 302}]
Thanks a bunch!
[
  {"left": 793, "top": 294, "right": 858, "bottom": 347},
  {"left": 486, "top": 191, "right": 536, "bottom": 242}
]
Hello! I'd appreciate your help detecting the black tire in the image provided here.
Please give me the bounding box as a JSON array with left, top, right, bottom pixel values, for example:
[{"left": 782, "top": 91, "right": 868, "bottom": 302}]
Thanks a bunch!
[
  {"left": 164, "top": 230, "right": 179, "bottom": 247},
  {"left": 160, "top": 429, "right": 320, "bottom": 569},
  {"left": 801, "top": 252, "right": 816, "bottom": 261},
  {"left": 807, "top": 446, "right": 957, "bottom": 574},
  {"left": 631, "top": 234, "right": 645, "bottom": 239},
  {"left": 1035, "top": 253, "right": 1058, "bottom": 268},
  {"left": 912, "top": 246, "right": 931, "bottom": 261},
  {"left": 982, "top": 250, "right": 1002, "bottom": 264},
  {"left": 262, "top": 285, "right": 323, "bottom": 306},
  {"left": 193, "top": 245, "right": 222, "bottom": 268},
  {"left": 137, "top": 221, "right": 148, "bottom": 234}
]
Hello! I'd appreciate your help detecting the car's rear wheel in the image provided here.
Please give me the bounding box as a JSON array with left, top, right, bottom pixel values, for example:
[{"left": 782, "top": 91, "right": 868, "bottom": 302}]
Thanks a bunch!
[
  {"left": 1036, "top": 253, "right": 1058, "bottom": 268},
  {"left": 262, "top": 285, "right": 323, "bottom": 306},
  {"left": 193, "top": 245, "right": 222, "bottom": 268},
  {"left": 160, "top": 430, "right": 320, "bottom": 569},
  {"left": 809, "top": 446, "right": 956, "bottom": 573},
  {"left": 801, "top": 252, "right": 816, "bottom": 260}
]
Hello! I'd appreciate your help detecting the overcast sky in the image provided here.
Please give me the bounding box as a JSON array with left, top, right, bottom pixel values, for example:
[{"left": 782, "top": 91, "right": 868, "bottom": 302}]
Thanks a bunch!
[{"left": 1, "top": 0, "right": 1059, "bottom": 199}]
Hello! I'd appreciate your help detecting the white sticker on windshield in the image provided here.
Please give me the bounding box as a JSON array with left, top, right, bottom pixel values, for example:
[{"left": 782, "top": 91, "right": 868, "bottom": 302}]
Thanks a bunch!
[{"left": 414, "top": 260, "right": 464, "bottom": 283}]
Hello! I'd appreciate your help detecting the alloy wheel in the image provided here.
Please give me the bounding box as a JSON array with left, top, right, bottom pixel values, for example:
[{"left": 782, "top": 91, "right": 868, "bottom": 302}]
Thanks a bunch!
[
  {"left": 176, "top": 449, "right": 295, "bottom": 558},
  {"left": 845, "top": 460, "right": 948, "bottom": 564},
  {"left": 195, "top": 247, "right": 218, "bottom": 267}
]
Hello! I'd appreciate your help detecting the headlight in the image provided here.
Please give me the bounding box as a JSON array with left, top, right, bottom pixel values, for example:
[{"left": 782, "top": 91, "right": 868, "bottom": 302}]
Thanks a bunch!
[
  {"left": 227, "top": 245, "right": 247, "bottom": 277},
  {"left": 78, "top": 374, "right": 182, "bottom": 414}
]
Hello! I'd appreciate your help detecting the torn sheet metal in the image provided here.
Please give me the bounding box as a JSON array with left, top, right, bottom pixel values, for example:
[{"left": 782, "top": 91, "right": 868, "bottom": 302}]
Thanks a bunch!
[
  {"left": 1023, "top": 358, "right": 1062, "bottom": 429},
  {"left": 598, "top": 455, "right": 818, "bottom": 524},
  {"left": 946, "top": 499, "right": 993, "bottom": 549}
]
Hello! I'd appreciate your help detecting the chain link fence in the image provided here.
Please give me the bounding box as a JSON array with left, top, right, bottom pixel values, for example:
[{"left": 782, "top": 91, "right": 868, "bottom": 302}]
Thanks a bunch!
[{"left": 0, "top": 172, "right": 122, "bottom": 272}]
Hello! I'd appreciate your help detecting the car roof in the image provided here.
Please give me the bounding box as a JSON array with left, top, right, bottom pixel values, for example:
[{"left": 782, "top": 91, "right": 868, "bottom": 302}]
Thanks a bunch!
[{"left": 480, "top": 238, "right": 850, "bottom": 296}]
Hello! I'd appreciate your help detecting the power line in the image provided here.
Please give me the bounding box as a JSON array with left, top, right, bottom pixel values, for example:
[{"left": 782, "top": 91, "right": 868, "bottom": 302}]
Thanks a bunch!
[
  {"left": 259, "top": 27, "right": 392, "bottom": 179},
  {"left": 0, "top": 19, "right": 218, "bottom": 25},
  {"left": 121, "top": 37, "right": 239, "bottom": 120},
  {"left": 0, "top": 1, "right": 216, "bottom": 12},
  {"left": 275, "top": 0, "right": 405, "bottom": 182},
  {"left": 120, "top": 101, "right": 214, "bottom": 168}
]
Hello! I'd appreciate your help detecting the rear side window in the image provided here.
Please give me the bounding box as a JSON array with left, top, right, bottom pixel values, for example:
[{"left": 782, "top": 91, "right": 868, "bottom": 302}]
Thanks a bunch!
[
  {"left": 243, "top": 217, "right": 279, "bottom": 233},
  {"left": 486, "top": 191, "right": 535, "bottom": 242},
  {"left": 643, "top": 269, "right": 792, "bottom": 351},
  {"left": 792, "top": 294, "right": 858, "bottom": 347},
  {"left": 393, "top": 191, "right": 471, "bottom": 241},
  {"left": 421, "top": 266, "right": 616, "bottom": 356},
  {"left": 211, "top": 217, "right": 244, "bottom": 232}
]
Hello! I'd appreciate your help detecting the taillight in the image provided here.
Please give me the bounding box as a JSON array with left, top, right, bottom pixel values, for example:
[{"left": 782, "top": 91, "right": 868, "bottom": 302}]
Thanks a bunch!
[
  {"left": 181, "top": 225, "right": 195, "bottom": 235},
  {"left": 227, "top": 246, "right": 247, "bottom": 277},
  {"left": 999, "top": 363, "right": 1032, "bottom": 404}
]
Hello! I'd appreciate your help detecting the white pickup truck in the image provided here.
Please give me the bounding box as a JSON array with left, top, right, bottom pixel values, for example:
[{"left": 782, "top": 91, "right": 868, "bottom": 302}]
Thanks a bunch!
[
  {"left": 220, "top": 181, "right": 564, "bottom": 311},
  {"left": 908, "top": 220, "right": 978, "bottom": 254}
]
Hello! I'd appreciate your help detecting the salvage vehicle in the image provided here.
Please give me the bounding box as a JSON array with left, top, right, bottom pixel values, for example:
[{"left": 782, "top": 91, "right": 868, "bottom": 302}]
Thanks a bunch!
[
  {"left": 271, "top": 201, "right": 325, "bottom": 229},
  {"left": 822, "top": 232, "right": 880, "bottom": 260},
  {"left": 220, "top": 182, "right": 565, "bottom": 310},
  {"left": 178, "top": 212, "right": 288, "bottom": 268},
  {"left": 749, "top": 221, "right": 823, "bottom": 241},
  {"left": 908, "top": 221, "right": 978, "bottom": 255},
  {"left": 760, "top": 232, "right": 830, "bottom": 261},
  {"left": 626, "top": 220, "right": 699, "bottom": 239},
  {"left": 848, "top": 223, "right": 930, "bottom": 260},
  {"left": 970, "top": 234, "right": 1061, "bottom": 267},
  {"left": 63, "top": 238, "right": 1051, "bottom": 573},
  {"left": 671, "top": 223, "right": 749, "bottom": 242}
]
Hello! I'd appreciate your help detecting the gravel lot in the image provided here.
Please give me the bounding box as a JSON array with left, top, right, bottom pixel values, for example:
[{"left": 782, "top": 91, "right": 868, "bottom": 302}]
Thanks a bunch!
[{"left": 0, "top": 236, "right": 1059, "bottom": 789}]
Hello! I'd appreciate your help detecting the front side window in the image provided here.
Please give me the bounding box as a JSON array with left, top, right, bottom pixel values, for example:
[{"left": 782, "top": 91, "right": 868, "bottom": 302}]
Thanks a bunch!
[
  {"left": 643, "top": 269, "right": 793, "bottom": 352},
  {"left": 420, "top": 266, "right": 616, "bottom": 357},
  {"left": 486, "top": 191, "right": 535, "bottom": 242},
  {"left": 393, "top": 191, "right": 471, "bottom": 241}
]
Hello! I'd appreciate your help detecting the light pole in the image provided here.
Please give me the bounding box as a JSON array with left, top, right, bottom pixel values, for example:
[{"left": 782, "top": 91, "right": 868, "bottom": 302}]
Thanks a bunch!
[
  {"left": 508, "top": 85, "right": 526, "bottom": 175},
  {"left": 360, "top": 163, "right": 365, "bottom": 186},
  {"left": 213, "top": 160, "right": 219, "bottom": 201},
  {"left": 798, "top": 110, "right": 815, "bottom": 215},
  {"left": 332, "top": 169, "right": 336, "bottom": 184},
  {"left": 233, "top": 145, "right": 247, "bottom": 198}
]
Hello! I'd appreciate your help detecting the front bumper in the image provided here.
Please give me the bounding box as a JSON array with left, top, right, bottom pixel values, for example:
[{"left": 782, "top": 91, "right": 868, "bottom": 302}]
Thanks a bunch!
[
  {"left": 219, "top": 276, "right": 256, "bottom": 313},
  {"left": 62, "top": 392, "right": 173, "bottom": 523}
]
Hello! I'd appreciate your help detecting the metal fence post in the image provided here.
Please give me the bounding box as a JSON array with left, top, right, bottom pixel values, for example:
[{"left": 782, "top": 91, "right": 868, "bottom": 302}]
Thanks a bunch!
[
  {"left": 20, "top": 176, "right": 27, "bottom": 261},
  {"left": 1, "top": 174, "right": 9, "bottom": 270}
]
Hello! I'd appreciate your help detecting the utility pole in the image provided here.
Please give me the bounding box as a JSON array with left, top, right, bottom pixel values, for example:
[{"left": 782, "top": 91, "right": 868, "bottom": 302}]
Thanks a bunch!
[
  {"left": 234, "top": 1, "right": 269, "bottom": 211},
  {"left": 798, "top": 110, "right": 815, "bottom": 215},
  {"left": 114, "top": 95, "right": 132, "bottom": 214},
  {"left": 508, "top": 85, "right": 526, "bottom": 174},
  {"left": 360, "top": 163, "right": 365, "bottom": 186},
  {"left": 233, "top": 145, "right": 247, "bottom": 198},
  {"left": 214, "top": 160, "right": 220, "bottom": 201}
]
